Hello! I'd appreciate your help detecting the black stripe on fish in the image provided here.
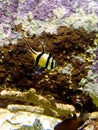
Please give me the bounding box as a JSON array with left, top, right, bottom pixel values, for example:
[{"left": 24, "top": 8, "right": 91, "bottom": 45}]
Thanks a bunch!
[
  {"left": 45, "top": 53, "right": 52, "bottom": 69},
  {"left": 51, "top": 58, "right": 54, "bottom": 69},
  {"left": 34, "top": 52, "right": 44, "bottom": 68}
]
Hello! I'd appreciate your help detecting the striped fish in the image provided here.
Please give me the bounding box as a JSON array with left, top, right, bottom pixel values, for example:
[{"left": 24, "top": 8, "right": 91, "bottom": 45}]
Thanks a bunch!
[{"left": 22, "top": 35, "right": 56, "bottom": 70}]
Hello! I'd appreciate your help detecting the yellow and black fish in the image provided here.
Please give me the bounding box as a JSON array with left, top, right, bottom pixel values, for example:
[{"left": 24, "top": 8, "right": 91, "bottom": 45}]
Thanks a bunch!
[{"left": 22, "top": 35, "right": 56, "bottom": 70}]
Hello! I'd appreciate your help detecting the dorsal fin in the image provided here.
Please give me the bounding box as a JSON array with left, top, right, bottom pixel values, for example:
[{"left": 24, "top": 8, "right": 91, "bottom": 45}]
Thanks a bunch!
[
  {"left": 39, "top": 39, "right": 45, "bottom": 53},
  {"left": 22, "top": 35, "right": 37, "bottom": 54},
  {"left": 22, "top": 34, "right": 45, "bottom": 54}
]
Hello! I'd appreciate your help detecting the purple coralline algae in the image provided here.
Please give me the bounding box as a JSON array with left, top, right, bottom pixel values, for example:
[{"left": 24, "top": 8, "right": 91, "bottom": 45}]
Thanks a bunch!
[{"left": 0, "top": 0, "right": 98, "bottom": 22}]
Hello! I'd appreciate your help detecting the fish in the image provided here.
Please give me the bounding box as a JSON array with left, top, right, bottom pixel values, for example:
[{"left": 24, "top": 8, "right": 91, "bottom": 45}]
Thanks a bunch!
[
  {"left": 54, "top": 113, "right": 88, "bottom": 130},
  {"left": 54, "top": 108, "right": 90, "bottom": 130},
  {"left": 22, "top": 35, "right": 56, "bottom": 71}
]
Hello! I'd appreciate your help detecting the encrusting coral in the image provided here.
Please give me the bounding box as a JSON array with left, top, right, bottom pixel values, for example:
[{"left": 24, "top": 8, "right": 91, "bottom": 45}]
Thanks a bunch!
[
  {"left": 0, "top": 88, "right": 75, "bottom": 119},
  {"left": 0, "top": 0, "right": 98, "bottom": 129},
  {"left": 0, "top": 25, "right": 97, "bottom": 129},
  {"left": 0, "top": 26, "right": 97, "bottom": 102}
]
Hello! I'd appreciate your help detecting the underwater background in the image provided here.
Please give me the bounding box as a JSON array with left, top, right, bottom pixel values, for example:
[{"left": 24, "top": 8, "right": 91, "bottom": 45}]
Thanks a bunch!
[{"left": 0, "top": 0, "right": 98, "bottom": 129}]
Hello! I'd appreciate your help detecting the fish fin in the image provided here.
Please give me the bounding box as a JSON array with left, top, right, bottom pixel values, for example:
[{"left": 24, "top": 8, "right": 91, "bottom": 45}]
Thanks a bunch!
[
  {"left": 39, "top": 39, "right": 45, "bottom": 53},
  {"left": 35, "top": 67, "right": 45, "bottom": 74},
  {"left": 22, "top": 34, "right": 37, "bottom": 54}
]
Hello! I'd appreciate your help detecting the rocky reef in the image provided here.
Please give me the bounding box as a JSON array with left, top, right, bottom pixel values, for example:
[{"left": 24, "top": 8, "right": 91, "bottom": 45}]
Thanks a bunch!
[
  {"left": 0, "top": 0, "right": 98, "bottom": 129},
  {"left": 0, "top": 25, "right": 98, "bottom": 129}
]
